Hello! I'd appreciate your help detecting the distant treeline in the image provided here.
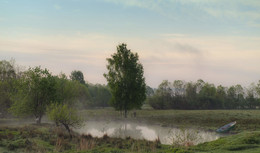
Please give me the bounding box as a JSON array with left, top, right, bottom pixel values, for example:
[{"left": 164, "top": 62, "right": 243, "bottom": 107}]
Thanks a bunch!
[
  {"left": 1, "top": 59, "right": 260, "bottom": 117},
  {"left": 148, "top": 80, "right": 260, "bottom": 110},
  {"left": 0, "top": 59, "right": 111, "bottom": 117}
]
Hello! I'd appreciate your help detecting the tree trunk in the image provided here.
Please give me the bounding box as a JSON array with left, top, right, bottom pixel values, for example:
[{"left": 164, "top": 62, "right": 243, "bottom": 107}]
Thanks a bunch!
[
  {"left": 63, "top": 123, "right": 72, "bottom": 139},
  {"left": 124, "top": 109, "right": 127, "bottom": 118},
  {"left": 36, "top": 115, "right": 42, "bottom": 124}
]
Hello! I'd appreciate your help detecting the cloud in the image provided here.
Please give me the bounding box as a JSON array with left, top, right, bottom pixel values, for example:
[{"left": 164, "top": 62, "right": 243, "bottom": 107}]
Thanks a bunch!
[
  {"left": 1, "top": 33, "right": 260, "bottom": 87},
  {"left": 104, "top": 0, "right": 160, "bottom": 9},
  {"left": 104, "top": 0, "right": 260, "bottom": 27},
  {"left": 53, "top": 4, "right": 62, "bottom": 10},
  {"left": 174, "top": 43, "right": 202, "bottom": 54},
  {"left": 0, "top": 33, "right": 118, "bottom": 84}
]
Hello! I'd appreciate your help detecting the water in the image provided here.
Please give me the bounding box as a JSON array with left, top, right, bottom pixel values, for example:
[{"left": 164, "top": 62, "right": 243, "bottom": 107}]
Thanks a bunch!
[{"left": 76, "top": 120, "right": 221, "bottom": 145}]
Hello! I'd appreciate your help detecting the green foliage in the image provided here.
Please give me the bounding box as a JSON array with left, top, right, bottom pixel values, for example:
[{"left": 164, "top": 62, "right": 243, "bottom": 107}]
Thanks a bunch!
[
  {"left": 148, "top": 79, "right": 260, "bottom": 110},
  {"left": 55, "top": 73, "right": 91, "bottom": 108},
  {"left": 47, "top": 103, "right": 83, "bottom": 128},
  {"left": 88, "top": 84, "right": 112, "bottom": 108},
  {"left": 104, "top": 43, "right": 146, "bottom": 117},
  {"left": 192, "top": 131, "right": 260, "bottom": 153},
  {"left": 10, "top": 66, "right": 57, "bottom": 123},
  {"left": 0, "top": 59, "right": 17, "bottom": 117},
  {"left": 56, "top": 72, "right": 110, "bottom": 109},
  {"left": 47, "top": 103, "right": 84, "bottom": 137},
  {"left": 0, "top": 125, "right": 56, "bottom": 152},
  {"left": 0, "top": 59, "right": 16, "bottom": 81},
  {"left": 146, "top": 86, "right": 155, "bottom": 97},
  {"left": 70, "top": 70, "right": 86, "bottom": 84}
]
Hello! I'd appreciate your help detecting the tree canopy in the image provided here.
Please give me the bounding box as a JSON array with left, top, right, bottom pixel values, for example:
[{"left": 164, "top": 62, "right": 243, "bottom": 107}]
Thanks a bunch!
[
  {"left": 0, "top": 60, "right": 17, "bottom": 117},
  {"left": 10, "top": 66, "right": 57, "bottom": 124},
  {"left": 148, "top": 79, "right": 260, "bottom": 110},
  {"left": 104, "top": 43, "right": 146, "bottom": 117},
  {"left": 70, "top": 70, "right": 86, "bottom": 84}
]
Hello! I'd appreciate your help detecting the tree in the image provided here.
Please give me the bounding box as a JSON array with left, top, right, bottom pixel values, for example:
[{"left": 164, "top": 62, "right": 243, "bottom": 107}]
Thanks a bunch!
[
  {"left": 257, "top": 80, "right": 260, "bottom": 96},
  {"left": 256, "top": 80, "right": 260, "bottom": 104},
  {"left": 234, "top": 84, "right": 245, "bottom": 108},
  {"left": 146, "top": 86, "right": 155, "bottom": 97},
  {"left": 0, "top": 59, "right": 16, "bottom": 81},
  {"left": 70, "top": 70, "right": 86, "bottom": 84},
  {"left": 216, "top": 85, "right": 227, "bottom": 109},
  {"left": 10, "top": 66, "right": 57, "bottom": 124},
  {"left": 185, "top": 82, "right": 197, "bottom": 109},
  {"left": 104, "top": 43, "right": 146, "bottom": 118},
  {"left": 55, "top": 73, "right": 91, "bottom": 108},
  {"left": 0, "top": 60, "right": 17, "bottom": 117},
  {"left": 198, "top": 83, "right": 217, "bottom": 109},
  {"left": 47, "top": 103, "right": 84, "bottom": 139},
  {"left": 245, "top": 83, "right": 258, "bottom": 109},
  {"left": 148, "top": 80, "right": 172, "bottom": 109},
  {"left": 172, "top": 80, "right": 186, "bottom": 109},
  {"left": 87, "top": 84, "right": 112, "bottom": 108}
]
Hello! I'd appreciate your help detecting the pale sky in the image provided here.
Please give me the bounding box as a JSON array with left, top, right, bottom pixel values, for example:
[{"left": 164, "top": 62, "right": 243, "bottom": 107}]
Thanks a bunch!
[{"left": 1, "top": 0, "right": 260, "bottom": 88}]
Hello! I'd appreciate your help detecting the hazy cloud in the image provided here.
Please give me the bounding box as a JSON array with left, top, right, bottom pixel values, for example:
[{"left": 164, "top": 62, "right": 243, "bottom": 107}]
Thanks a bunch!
[
  {"left": 1, "top": 32, "right": 260, "bottom": 87},
  {"left": 174, "top": 43, "right": 202, "bottom": 54},
  {"left": 53, "top": 4, "right": 62, "bottom": 10},
  {"left": 104, "top": 0, "right": 260, "bottom": 27}
]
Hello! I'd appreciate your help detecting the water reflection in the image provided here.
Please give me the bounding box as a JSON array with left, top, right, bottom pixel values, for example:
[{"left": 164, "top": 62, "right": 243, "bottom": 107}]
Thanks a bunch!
[{"left": 76, "top": 120, "right": 220, "bottom": 145}]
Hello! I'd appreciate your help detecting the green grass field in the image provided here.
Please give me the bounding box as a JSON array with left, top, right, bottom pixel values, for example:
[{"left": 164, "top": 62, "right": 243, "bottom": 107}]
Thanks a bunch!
[{"left": 1, "top": 109, "right": 260, "bottom": 152}]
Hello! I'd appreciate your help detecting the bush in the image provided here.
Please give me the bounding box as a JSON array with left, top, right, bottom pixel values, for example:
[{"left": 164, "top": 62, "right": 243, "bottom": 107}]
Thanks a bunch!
[{"left": 47, "top": 103, "right": 84, "bottom": 138}]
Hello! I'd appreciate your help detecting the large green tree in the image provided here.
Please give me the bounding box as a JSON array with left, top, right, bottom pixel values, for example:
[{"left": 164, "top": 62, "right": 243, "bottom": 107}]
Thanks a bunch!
[
  {"left": 10, "top": 66, "right": 57, "bottom": 124},
  {"left": 104, "top": 43, "right": 146, "bottom": 118}
]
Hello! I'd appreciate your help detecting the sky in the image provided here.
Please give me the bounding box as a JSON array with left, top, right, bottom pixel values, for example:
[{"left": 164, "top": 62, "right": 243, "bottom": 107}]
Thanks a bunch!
[{"left": 1, "top": 0, "right": 260, "bottom": 88}]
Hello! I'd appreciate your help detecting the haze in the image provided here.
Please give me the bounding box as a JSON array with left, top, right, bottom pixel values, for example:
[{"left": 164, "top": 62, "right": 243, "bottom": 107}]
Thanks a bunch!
[{"left": 1, "top": 0, "right": 260, "bottom": 87}]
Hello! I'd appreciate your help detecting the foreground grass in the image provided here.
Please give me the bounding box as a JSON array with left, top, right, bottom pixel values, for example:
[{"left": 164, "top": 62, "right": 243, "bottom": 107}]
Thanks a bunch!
[
  {"left": 0, "top": 125, "right": 180, "bottom": 153},
  {"left": 190, "top": 131, "right": 260, "bottom": 153},
  {"left": 81, "top": 108, "right": 260, "bottom": 132},
  {"left": 1, "top": 125, "right": 260, "bottom": 153}
]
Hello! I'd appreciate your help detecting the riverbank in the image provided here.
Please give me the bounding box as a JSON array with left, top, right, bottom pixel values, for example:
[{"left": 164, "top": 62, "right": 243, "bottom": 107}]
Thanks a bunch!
[
  {"left": 1, "top": 109, "right": 260, "bottom": 152},
  {"left": 1, "top": 124, "right": 260, "bottom": 153},
  {"left": 81, "top": 108, "right": 260, "bottom": 132},
  {"left": 0, "top": 124, "right": 176, "bottom": 153}
]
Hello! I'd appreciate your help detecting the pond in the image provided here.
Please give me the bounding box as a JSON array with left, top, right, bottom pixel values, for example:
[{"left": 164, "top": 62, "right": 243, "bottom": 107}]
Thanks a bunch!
[{"left": 76, "top": 120, "right": 221, "bottom": 145}]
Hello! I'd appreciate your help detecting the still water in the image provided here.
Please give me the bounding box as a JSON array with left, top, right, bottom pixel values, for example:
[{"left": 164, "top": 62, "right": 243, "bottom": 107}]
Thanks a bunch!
[{"left": 76, "top": 120, "right": 221, "bottom": 145}]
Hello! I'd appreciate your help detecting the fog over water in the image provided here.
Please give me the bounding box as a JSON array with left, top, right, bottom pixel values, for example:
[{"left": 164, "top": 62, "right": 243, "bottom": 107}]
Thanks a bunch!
[{"left": 76, "top": 120, "right": 221, "bottom": 145}]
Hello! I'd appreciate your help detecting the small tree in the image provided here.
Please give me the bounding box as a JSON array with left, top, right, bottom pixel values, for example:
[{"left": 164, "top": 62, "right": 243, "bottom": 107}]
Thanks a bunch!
[
  {"left": 47, "top": 103, "right": 84, "bottom": 138},
  {"left": 104, "top": 43, "right": 146, "bottom": 118}
]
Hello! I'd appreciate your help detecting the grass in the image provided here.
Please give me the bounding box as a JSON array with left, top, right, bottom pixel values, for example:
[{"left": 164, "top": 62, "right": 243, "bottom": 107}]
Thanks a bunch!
[
  {"left": 0, "top": 124, "right": 56, "bottom": 152},
  {"left": 0, "top": 124, "right": 178, "bottom": 153},
  {"left": 190, "top": 131, "right": 260, "bottom": 153}
]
